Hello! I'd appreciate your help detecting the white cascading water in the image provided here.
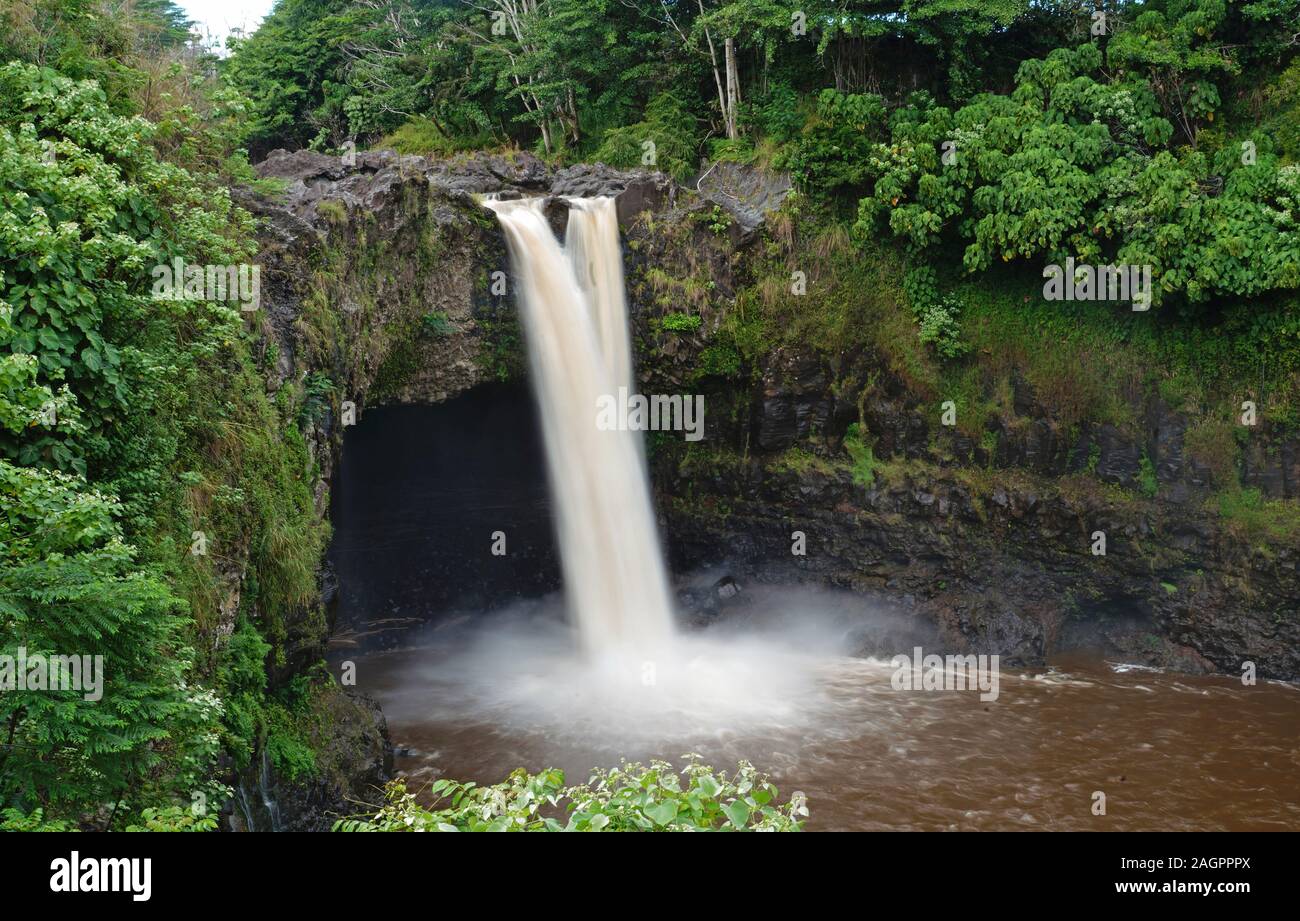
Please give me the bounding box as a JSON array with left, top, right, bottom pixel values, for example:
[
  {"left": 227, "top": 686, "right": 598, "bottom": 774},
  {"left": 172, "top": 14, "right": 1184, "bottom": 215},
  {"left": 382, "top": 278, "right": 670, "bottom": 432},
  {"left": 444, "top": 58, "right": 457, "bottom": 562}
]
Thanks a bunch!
[
  {"left": 564, "top": 198, "right": 633, "bottom": 398},
  {"left": 483, "top": 196, "right": 676, "bottom": 659}
]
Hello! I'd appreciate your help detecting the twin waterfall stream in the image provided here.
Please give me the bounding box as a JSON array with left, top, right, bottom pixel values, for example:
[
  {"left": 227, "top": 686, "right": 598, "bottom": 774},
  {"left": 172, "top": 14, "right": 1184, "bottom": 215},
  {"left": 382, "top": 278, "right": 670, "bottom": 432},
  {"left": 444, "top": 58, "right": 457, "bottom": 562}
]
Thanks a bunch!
[{"left": 483, "top": 196, "right": 675, "bottom": 658}]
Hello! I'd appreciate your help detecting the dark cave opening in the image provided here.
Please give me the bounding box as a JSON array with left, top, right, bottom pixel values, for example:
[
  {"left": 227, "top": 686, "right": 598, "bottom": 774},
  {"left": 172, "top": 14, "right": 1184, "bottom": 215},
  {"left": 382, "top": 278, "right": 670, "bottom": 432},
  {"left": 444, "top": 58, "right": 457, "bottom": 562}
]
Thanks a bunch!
[{"left": 328, "top": 384, "right": 560, "bottom": 649}]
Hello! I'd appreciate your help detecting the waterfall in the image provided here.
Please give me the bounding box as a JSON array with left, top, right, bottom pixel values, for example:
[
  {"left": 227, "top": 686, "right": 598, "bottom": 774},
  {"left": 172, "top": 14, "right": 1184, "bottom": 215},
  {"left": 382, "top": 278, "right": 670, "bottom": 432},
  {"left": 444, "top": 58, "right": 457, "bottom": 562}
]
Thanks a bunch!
[
  {"left": 234, "top": 747, "right": 282, "bottom": 832},
  {"left": 564, "top": 198, "right": 633, "bottom": 394},
  {"left": 483, "top": 196, "right": 675, "bottom": 658}
]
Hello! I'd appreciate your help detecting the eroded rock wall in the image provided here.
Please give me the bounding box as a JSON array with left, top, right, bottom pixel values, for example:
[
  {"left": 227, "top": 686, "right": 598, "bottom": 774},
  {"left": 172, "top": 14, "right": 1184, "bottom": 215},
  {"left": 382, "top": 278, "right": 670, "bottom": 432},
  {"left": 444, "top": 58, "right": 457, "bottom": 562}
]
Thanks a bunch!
[{"left": 648, "top": 343, "right": 1300, "bottom": 679}]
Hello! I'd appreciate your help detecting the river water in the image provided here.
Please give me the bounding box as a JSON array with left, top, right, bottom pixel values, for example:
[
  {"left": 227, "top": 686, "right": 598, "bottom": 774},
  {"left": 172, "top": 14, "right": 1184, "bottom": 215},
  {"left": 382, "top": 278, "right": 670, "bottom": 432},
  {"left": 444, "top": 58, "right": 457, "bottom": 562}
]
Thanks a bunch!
[{"left": 352, "top": 587, "right": 1300, "bottom": 832}]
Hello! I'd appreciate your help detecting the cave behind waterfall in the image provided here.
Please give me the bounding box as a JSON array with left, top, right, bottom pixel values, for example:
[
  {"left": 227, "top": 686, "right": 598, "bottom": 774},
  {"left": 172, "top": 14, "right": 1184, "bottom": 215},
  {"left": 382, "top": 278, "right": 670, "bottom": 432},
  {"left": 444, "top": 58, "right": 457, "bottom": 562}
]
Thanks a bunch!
[{"left": 328, "top": 383, "right": 560, "bottom": 647}]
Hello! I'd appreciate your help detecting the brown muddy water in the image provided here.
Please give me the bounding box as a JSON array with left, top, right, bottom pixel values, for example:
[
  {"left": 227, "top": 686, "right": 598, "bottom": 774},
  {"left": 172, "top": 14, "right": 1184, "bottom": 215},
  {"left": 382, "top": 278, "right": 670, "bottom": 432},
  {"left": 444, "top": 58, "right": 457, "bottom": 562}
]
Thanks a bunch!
[{"left": 346, "top": 587, "right": 1300, "bottom": 832}]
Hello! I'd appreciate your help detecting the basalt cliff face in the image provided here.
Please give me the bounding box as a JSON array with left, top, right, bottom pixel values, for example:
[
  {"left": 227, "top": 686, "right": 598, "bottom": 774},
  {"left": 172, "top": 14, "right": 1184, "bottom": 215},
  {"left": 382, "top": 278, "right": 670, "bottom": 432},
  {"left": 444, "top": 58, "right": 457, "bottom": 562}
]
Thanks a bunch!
[
  {"left": 651, "top": 353, "right": 1300, "bottom": 678},
  {"left": 238, "top": 148, "right": 1298, "bottom": 826}
]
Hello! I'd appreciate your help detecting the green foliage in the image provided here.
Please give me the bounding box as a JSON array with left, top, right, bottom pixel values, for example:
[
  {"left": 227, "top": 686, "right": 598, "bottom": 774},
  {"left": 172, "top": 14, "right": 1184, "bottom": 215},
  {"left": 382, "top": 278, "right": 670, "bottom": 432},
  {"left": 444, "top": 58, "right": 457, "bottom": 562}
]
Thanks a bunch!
[
  {"left": 594, "top": 92, "right": 701, "bottom": 182},
  {"left": 733, "top": 217, "right": 924, "bottom": 394},
  {"left": 843, "top": 422, "right": 877, "bottom": 487},
  {"left": 702, "top": 206, "right": 730, "bottom": 235},
  {"left": 901, "top": 263, "right": 968, "bottom": 360},
  {"left": 916, "top": 294, "right": 969, "bottom": 360},
  {"left": 0, "top": 457, "right": 223, "bottom": 819},
  {"left": 1214, "top": 486, "right": 1300, "bottom": 543},
  {"left": 214, "top": 0, "right": 1300, "bottom": 214},
  {"left": 854, "top": 37, "right": 1300, "bottom": 310},
  {"left": 0, "top": 47, "right": 331, "bottom": 826},
  {"left": 781, "top": 89, "right": 888, "bottom": 201},
  {"left": 225, "top": 0, "right": 667, "bottom": 158},
  {"left": 1139, "top": 451, "right": 1159, "bottom": 498},
  {"left": 297, "top": 372, "right": 335, "bottom": 429},
  {"left": 659, "top": 312, "right": 702, "bottom": 333},
  {"left": 1259, "top": 60, "right": 1300, "bottom": 162},
  {"left": 0, "top": 64, "right": 247, "bottom": 474},
  {"left": 222, "top": 0, "right": 358, "bottom": 157},
  {"left": 743, "top": 81, "right": 805, "bottom": 146},
  {"left": 473, "top": 313, "right": 525, "bottom": 384},
  {"left": 216, "top": 618, "right": 272, "bottom": 770},
  {"left": 316, "top": 199, "right": 347, "bottom": 225},
  {"left": 0, "top": 806, "right": 75, "bottom": 831},
  {"left": 216, "top": 619, "right": 319, "bottom": 781},
  {"left": 0, "top": 61, "right": 273, "bottom": 599},
  {"left": 420, "top": 311, "right": 454, "bottom": 338},
  {"left": 335, "top": 757, "right": 807, "bottom": 832},
  {"left": 0, "top": 0, "right": 195, "bottom": 109},
  {"left": 0, "top": 60, "right": 265, "bottom": 824},
  {"left": 697, "top": 343, "right": 743, "bottom": 380},
  {"left": 126, "top": 805, "right": 219, "bottom": 832},
  {"left": 771, "top": 445, "right": 837, "bottom": 477},
  {"left": 379, "top": 117, "right": 487, "bottom": 158}
]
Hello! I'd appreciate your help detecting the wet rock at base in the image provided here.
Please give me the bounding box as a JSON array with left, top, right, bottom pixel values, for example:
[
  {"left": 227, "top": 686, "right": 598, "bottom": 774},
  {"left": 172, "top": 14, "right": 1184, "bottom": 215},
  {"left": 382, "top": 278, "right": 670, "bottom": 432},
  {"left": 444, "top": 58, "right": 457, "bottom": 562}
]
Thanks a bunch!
[
  {"left": 677, "top": 574, "right": 745, "bottom": 626},
  {"left": 713, "top": 574, "right": 742, "bottom": 600}
]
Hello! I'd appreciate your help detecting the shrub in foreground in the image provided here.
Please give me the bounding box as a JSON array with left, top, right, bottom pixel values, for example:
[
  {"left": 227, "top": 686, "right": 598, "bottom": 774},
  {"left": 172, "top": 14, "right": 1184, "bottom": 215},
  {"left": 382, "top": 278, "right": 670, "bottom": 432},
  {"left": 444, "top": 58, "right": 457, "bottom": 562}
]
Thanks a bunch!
[{"left": 334, "top": 757, "right": 808, "bottom": 832}]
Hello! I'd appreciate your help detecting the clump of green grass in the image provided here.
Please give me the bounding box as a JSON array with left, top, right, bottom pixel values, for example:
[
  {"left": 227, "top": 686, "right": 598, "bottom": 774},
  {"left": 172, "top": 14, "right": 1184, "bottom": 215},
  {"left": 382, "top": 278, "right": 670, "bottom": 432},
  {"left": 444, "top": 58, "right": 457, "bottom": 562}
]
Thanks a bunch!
[
  {"left": 1214, "top": 488, "right": 1300, "bottom": 543},
  {"left": 843, "top": 423, "right": 877, "bottom": 487},
  {"left": 1138, "top": 451, "right": 1159, "bottom": 498},
  {"left": 1184, "top": 419, "right": 1239, "bottom": 487},
  {"left": 660, "top": 311, "right": 702, "bottom": 333},
  {"left": 420, "top": 310, "right": 454, "bottom": 337},
  {"left": 771, "top": 446, "right": 837, "bottom": 477},
  {"left": 317, "top": 199, "right": 348, "bottom": 225}
]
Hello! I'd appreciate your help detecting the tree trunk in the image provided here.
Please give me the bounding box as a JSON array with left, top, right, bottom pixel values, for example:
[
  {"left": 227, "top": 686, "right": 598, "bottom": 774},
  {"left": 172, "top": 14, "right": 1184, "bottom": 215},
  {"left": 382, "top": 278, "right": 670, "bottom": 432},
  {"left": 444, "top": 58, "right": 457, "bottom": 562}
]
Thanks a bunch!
[
  {"left": 724, "top": 36, "right": 740, "bottom": 139},
  {"left": 566, "top": 87, "right": 581, "bottom": 143},
  {"left": 833, "top": 34, "right": 846, "bottom": 92},
  {"left": 700, "top": 24, "right": 731, "bottom": 141}
]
